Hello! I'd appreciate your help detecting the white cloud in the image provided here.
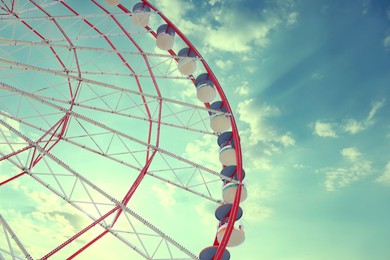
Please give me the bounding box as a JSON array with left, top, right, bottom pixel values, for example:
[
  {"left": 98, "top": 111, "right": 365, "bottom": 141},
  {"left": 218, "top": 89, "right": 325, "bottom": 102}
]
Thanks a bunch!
[
  {"left": 340, "top": 147, "right": 361, "bottom": 162},
  {"left": 154, "top": 0, "right": 299, "bottom": 55},
  {"left": 0, "top": 184, "right": 82, "bottom": 258},
  {"left": 279, "top": 134, "right": 295, "bottom": 147},
  {"left": 184, "top": 134, "right": 220, "bottom": 170},
  {"left": 319, "top": 147, "right": 374, "bottom": 191},
  {"left": 236, "top": 98, "right": 295, "bottom": 184},
  {"left": 234, "top": 81, "right": 250, "bottom": 96},
  {"left": 286, "top": 12, "right": 299, "bottom": 26},
  {"left": 238, "top": 98, "right": 295, "bottom": 148},
  {"left": 0, "top": 207, "right": 78, "bottom": 258},
  {"left": 152, "top": 183, "right": 177, "bottom": 209},
  {"left": 312, "top": 100, "right": 385, "bottom": 137},
  {"left": 157, "top": 0, "right": 287, "bottom": 53},
  {"left": 343, "top": 99, "right": 385, "bottom": 134},
  {"left": 251, "top": 157, "right": 273, "bottom": 171},
  {"left": 215, "top": 59, "right": 233, "bottom": 70},
  {"left": 242, "top": 201, "right": 272, "bottom": 222},
  {"left": 233, "top": 98, "right": 293, "bottom": 216},
  {"left": 367, "top": 99, "right": 385, "bottom": 121},
  {"left": 0, "top": 114, "right": 21, "bottom": 133},
  {"left": 239, "top": 175, "right": 284, "bottom": 223},
  {"left": 293, "top": 163, "right": 305, "bottom": 169},
  {"left": 343, "top": 119, "right": 365, "bottom": 134},
  {"left": 195, "top": 201, "right": 215, "bottom": 227},
  {"left": 376, "top": 161, "right": 390, "bottom": 185},
  {"left": 313, "top": 121, "right": 337, "bottom": 138},
  {"left": 208, "top": 0, "right": 224, "bottom": 6},
  {"left": 202, "top": 18, "right": 279, "bottom": 53},
  {"left": 274, "top": 0, "right": 300, "bottom": 27},
  {"left": 275, "top": 0, "right": 296, "bottom": 10},
  {"left": 384, "top": 35, "right": 390, "bottom": 49},
  {"left": 166, "top": 75, "right": 199, "bottom": 106},
  {"left": 155, "top": 0, "right": 194, "bottom": 26},
  {"left": 245, "top": 65, "right": 258, "bottom": 74}
]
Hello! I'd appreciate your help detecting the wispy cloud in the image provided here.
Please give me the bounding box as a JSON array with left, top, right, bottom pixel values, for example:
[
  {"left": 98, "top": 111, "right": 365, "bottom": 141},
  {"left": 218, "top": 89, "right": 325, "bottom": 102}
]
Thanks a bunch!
[
  {"left": 208, "top": 0, "right": 224, "bottom": 6},
  {"left": 367, "top": 99, "right": 385, "bottom": 120},
  {"left": 311, "top": 99, "right": 385, "bottom": 137},
  {"left": 152, "top": 183, "right": 177, "bottom": 210},
  {"left": 234, "top": 81, "right": 250, "bottom": 96},
  {"left": 343, "top": 119, "right": 365, "bottom": 134},
  {"left": 318, "top": 147, "right": 374, "bottom": 191},
  {"left": 0, "top": 185, "right": 82, "bottom": 257},
  {"left": 0, "top": 113, "right": 21, "bottom": 132},
  {"left": 242, "top": 201, "right": 273, "bottom": 222},
  {"left": 384, "top": 35, "right": 390, "bottom": 50},
  {"left": 215, "top": 59, "right": 233, "bottom": 71},
  {"left": 340, "top": 147, "right": 361, "bottom": 161},
  {"left": 238, "top": 98, "right": 295, "bottom": 149},
  {"left": 236, "top": 96, "right": 294, "bottom": 214},
  {"left": 184, "top": 134, "right": 220, "bottom": 170},
  {"left": 154, "top": 0, "right": 194, "bottom": 27},
  {"left": 201, "top": 13, "right": 280, "bottom": 53},
  {"left": 241, "top": 183, "right": 274, "bottom": 223},
  {"left": 195, "top": 201, "right": 216, "bottom": 227},
  {"left": 376, "top": 161, "right": 390, "bottom": 185},
  {"left": 343, "top": 99, "right": 385, "bottom": 134},
  {"left": 157, "top": 0, "right": 298, "bottom": 53},
  {"left": 312, "top": 121, "right": 338, "bottom": 138},
  {"left": 286, "top": 12, "right": 299, "bottom": 26}
]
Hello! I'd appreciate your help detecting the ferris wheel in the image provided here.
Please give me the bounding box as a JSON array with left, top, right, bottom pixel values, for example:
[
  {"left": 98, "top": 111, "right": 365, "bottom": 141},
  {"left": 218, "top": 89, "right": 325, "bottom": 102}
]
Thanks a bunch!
[{"left": 0, "top": 0, "right": 248, "bottom": 259}]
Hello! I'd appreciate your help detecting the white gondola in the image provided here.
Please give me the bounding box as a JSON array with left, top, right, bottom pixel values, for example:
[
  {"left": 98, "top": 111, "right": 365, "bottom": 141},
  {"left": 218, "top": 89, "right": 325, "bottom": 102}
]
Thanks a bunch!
[
  {"left": 218, "top": 131, "right": 236, "bottom": 165},
  {"left": 177, "top": 47, "right": 197, "bottom": 75},
  {"left": 104, "top": 0, "right": 120, "bottom": 6},
  {"left": 209, "top": 101, "right": 230, "bottom": 132},
  {"left": 219, "top": 144, "right": 236, "bottom": 166},
  {"left": 156, "top": 24, "right": 175, "bottom": 50},
  {"left": 195, "top": 73, "right": 216, "bottom": 103},
  {"left": 216, "top": 223, "right": 245, "bottom": 247},
  {"left": 132, "top": 2, "right": 151, "bottom": 27},
  {"left": 222, "top": 182, "right": 247, "bottom": 203},
  {"left": 210, "top": 114, "right": 230, "bottom": 133}
]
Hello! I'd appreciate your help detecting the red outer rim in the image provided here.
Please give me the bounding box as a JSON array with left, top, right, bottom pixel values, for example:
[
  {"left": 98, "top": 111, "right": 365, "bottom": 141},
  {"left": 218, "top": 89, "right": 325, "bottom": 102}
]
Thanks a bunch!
[{"left": 136, "top": 1, "right": 245, "bottom": 259}]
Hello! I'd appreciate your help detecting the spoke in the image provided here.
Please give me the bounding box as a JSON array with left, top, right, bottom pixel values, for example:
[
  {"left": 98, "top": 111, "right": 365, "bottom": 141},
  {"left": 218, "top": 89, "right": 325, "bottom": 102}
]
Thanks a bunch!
[
  {"left": 29, "top": 94, "right": 216, "bottom": 136},
  {"left": 0, "top": 215, "right": 33, "bottom": 260},
  {"left": 0, "top": 38, "right": 198, "bottom": 60},
  {"left": 0, "top": 83, "right": 232, "bottom": 182},
  {"left": 0, "top": 11, "right": 158, "bottom": 22},
  {"left": 0, "top": 58, "right": 228, "bottom": 116},
  {"left": 0, "top": 111, "right": 230, "bottom": 203},
  {"left": 1, "top": 120, "right": 199, "bottom": 259}
]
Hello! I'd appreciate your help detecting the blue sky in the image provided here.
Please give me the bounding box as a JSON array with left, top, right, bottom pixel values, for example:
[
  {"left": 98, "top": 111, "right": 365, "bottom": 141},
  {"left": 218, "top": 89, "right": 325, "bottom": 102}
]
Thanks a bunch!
[
  {"left": 158, "top": 0, "right": 390, "bottom": 259},
  {"left": 1, "top": 0, "right": 390, "bottom": 259}
]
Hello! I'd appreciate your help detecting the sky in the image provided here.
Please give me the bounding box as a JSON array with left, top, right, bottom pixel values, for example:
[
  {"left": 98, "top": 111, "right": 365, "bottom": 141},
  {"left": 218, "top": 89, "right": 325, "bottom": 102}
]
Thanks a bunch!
[
  {"left": 155, "top": 0, "right": 390, "bottom": 259},
  {"left": 1, "top": 0, "right": 390, "bottom": 259}
]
